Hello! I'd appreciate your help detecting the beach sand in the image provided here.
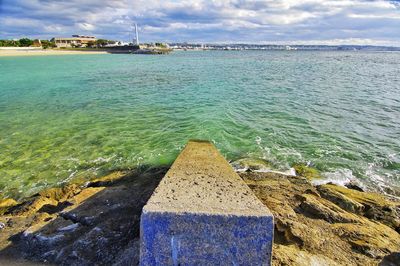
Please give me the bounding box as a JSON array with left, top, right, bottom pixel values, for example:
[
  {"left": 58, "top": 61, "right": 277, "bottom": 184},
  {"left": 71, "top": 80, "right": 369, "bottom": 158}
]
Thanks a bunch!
[{"left": 0, "top": 49, "right": 108, "bottom": 57}]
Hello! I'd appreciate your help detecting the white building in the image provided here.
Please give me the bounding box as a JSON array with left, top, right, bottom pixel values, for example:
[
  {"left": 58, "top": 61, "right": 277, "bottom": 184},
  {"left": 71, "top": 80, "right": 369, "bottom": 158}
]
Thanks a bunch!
[{"left": 53, "top": 35, "right": 97, "bottom": 48}]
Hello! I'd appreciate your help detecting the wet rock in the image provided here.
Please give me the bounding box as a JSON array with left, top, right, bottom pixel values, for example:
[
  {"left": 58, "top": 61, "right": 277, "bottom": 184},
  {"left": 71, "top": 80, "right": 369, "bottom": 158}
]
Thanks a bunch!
[
  {"left": 292, "top": 163, "right": 322, "bottom": 180},
  {"left": 345, "top": 181, "right": 364, "bottom": 192},
  {"left": 231, "top": 158, "right": 273, "bottom": 172}
]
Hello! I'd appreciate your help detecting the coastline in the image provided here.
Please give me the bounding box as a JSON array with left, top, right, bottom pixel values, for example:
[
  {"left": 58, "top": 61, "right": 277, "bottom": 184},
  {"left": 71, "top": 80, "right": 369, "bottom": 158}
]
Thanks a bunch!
[
  {"left": 0, "top": 165, "right": 399, "bottom": 265},
  {"left": 0, "top": 49, "right": 108, "bottom": 57}
]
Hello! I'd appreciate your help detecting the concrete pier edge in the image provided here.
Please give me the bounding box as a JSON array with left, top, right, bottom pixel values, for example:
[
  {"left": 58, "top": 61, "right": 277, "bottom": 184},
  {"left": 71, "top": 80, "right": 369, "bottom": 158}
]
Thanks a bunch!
[{"left": 140, "top": 140, "right": 274, "bottom": 265}]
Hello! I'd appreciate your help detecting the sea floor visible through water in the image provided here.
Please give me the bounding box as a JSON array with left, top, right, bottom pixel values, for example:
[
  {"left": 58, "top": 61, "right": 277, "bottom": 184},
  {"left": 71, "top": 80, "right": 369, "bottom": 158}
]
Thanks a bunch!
[{"left": 0, "top": 50, "right": 399, "bottom": 199}]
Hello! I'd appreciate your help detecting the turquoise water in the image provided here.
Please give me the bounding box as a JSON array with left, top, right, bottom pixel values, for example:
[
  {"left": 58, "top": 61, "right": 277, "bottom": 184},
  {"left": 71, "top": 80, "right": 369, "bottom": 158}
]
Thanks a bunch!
[{"left": 0, "top": 51, "right": 399, "bottom": 198}]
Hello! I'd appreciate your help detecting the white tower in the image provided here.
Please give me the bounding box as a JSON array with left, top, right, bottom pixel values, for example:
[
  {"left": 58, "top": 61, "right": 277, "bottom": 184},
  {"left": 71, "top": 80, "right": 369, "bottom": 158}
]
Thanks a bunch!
[{"left": 134, "top": 23, "right": 139, "bottom": 46}]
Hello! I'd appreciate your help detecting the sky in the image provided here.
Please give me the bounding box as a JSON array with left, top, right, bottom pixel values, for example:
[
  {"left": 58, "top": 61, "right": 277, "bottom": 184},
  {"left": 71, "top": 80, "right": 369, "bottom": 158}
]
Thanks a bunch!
[{"left": 0, "top": 0, "right": 399, "bottom": 45}]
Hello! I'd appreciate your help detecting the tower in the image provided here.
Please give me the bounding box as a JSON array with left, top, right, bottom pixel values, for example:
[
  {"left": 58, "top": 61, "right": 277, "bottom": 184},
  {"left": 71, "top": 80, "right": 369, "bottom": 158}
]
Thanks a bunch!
[{"left": 134, "top": 23, "right": 139, "bottom": 46}]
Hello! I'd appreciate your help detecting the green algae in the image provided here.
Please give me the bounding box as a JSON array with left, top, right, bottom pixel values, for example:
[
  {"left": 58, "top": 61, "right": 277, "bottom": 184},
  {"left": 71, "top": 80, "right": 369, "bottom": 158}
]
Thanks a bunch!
[{"left": 292, "top": 164, "right": 322, "bottom": 180}]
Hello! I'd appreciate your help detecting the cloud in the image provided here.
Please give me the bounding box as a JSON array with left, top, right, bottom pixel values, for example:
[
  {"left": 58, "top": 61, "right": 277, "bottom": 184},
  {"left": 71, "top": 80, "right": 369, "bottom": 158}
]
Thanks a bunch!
[
  {"left": 77, "top": 23, "right": 95, "bottom": 31},
  {"left": 0, "top": 0, "right": 399, "bottom": 45}
]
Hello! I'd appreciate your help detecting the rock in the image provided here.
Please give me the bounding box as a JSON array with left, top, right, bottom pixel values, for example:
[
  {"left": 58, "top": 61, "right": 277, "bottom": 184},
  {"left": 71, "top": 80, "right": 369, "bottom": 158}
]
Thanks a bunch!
[
  {"left": 39, "top": 184, "right": 81, "bottom": 202},
  {"left": 364, "top": 206, "right": 400, "bottom": 234},
  {"left": 345, "top": 181, "right": 364, "bottom": 192},
  {"left": 241, "top": 171, "right": 400, "bottom": 265},
  {"left": 0, "top": 198, "right": 18, "bottom": 215},
  {"left": 9, "top": 196, "right": 59, "bottom": 216},
  {"left": 317, "top": 184, "right": 365, "bottom": 214},
  {"left": 273, "top": 244, "right": 338, "bottom": 266},
  {"left": 292, "top": 163, "right": 322, "bottom": 180},
  {"left": 231, "top": 158, "right": 273, "bottom": 172},
  {"left": 1, "top": 167, "right": 399, "bottom": 266},
  {"left": 298, "top": 193, "right": 359, "bottom": 223},
  {"left": 379, "top": 252, "right": 400, "bottom": 266},
  {"left": 333, "top": 221, "right": 400, "bottom": 258},
  {"left": 319, "top": 184, "right": 400, "bottom": 231},
  {"left": 64, "top": 187, "right": 105, "bottom": 206},
  {"left": 321, "top": 184, "right": 397, "bottom": 209},
  {"left": 0, "top": 198, "right": 18, "bottom": 208},
  {"left": 87, "top": 171, "right": 128, "bottom": 187}
]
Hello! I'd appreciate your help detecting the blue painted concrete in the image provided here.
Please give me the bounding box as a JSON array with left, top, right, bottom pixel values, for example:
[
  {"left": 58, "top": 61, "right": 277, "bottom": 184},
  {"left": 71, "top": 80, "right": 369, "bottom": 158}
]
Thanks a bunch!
[{"left": 140, "top": 211, "right": 273, "bottom": 265}]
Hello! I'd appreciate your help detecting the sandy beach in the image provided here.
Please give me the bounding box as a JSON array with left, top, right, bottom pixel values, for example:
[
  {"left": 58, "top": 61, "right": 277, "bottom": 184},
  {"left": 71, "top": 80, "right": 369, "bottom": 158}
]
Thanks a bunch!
[{"left": 0, "top": 49, "right": 108, "bottom": 57}]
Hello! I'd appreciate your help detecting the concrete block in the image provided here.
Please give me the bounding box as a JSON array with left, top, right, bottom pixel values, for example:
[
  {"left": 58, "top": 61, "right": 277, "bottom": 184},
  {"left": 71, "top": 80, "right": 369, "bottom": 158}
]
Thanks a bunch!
[{"left": 140, "top": 140, "right": 274, "bottom": 265}]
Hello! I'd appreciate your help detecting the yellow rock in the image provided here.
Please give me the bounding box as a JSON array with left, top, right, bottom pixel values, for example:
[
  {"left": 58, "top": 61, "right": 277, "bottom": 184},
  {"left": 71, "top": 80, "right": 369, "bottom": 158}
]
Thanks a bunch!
[
  {"left": 39, "top": 184, "right": 80, "bottom": 202},
  {"left": 333, "top": 220, "right": 400, "bottom": 258},
  {"left": 273, "top": 244, "right": 339, "bottom": 266},
  {"left": 292, "top": 164, "right": 322, "bottom": 180},
  {"left": 88, "top": 171, "right": 128, "bottom": 187},
  {"left": 0, "top": 198, "right": 17, "bottom": 208},
  {"left": 322, "top": 184, "right": 397, "bottom": 208}
]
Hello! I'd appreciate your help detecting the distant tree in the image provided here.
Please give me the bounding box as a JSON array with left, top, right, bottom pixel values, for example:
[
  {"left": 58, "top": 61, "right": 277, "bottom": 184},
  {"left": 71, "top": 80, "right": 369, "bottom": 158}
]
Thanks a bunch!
[
  {"left": 41, "top": 40, "right": 56, "bottom": 49},
  {"left": 86, "top": 41, "right": 95, "bottom": 48},
  {"left": 155, "top": 42, "right": 167, "bottom": 48},
  {"left": 0, "top": 40, "right": 20, "bottom": 47},
  {"left": 19, "top": 38, "right": 33, "bottom": 47},
  {"left": 95, "top": 39, "right": 108, "bottom": 47}
]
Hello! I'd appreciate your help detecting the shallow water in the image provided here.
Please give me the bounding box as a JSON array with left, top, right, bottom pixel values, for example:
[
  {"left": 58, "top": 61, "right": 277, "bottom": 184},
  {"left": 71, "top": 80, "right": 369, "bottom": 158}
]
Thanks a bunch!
[{"left": 0, "top": 51, "right": 399, "bottom": 198}]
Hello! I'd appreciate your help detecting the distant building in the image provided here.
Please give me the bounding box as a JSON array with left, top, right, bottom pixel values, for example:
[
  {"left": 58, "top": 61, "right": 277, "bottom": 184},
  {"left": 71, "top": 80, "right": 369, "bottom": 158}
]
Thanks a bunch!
[{"left": 53, "top": 35, "right": 97, "bottom": 48}]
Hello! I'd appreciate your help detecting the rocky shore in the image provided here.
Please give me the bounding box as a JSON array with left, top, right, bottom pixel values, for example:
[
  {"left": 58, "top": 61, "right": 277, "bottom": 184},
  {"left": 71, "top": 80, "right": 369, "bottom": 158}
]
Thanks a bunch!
[{"left": 0, "top": 165, "right": 399, "bottom": 265}]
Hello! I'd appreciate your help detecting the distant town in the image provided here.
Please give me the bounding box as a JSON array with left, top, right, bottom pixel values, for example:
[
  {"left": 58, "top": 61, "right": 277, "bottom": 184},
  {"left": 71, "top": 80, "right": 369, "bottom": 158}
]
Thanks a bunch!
[{"left": 1, "top": 35, "right": 400, "bottom": 52}]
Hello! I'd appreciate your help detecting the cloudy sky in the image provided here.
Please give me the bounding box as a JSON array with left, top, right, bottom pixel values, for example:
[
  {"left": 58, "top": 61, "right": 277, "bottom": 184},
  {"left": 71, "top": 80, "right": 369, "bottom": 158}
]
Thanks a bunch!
[{"left": 0, "top": 0, "right": 399, "bottom": 45}]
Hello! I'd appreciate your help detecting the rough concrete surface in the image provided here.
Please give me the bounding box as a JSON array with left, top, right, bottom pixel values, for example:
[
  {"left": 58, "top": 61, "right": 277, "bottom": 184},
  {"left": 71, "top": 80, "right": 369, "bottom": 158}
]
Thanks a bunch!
[{"left": 140, "top": 140, "right": 274, "bottom": 265}]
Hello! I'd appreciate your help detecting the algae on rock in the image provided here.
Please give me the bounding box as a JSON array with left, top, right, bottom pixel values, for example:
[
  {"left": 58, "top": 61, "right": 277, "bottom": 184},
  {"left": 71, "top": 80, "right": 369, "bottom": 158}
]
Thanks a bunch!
[{"left": 292, "top": 163, "right": 322, "bottom": 180}]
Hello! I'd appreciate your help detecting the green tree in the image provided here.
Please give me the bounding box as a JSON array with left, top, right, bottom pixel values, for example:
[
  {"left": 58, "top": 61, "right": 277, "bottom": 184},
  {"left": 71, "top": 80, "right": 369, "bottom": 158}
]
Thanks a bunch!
[
  {"left": 19, "top": 38, "right": 33, "bottom": 47},
  {"left": 86, "top": 41, "right": 95, "bottom": 48},
  {"left": 0, "top": 40, "right": 20, "bottom": 47},
  {"left": 95, "top": 39, "right": 108, "bottom": 47},
  {"left": 155, "top": 42, "right": 167, "bottom": 48},
  {"left": 41, "top": 40, "right": 56, "bottom": 49}
]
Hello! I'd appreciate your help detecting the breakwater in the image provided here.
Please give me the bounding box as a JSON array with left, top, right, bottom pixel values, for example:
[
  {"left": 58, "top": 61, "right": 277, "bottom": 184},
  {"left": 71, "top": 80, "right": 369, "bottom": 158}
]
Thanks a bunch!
[{"left": 140, "top": 140, "right": 273, "bottom": 265}]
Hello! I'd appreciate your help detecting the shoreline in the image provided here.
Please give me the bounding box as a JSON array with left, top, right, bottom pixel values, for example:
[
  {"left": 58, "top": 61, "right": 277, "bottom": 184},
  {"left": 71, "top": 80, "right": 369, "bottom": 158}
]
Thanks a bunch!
[
  {"left": 0, "top": 49, "right": 109, "bottom": 57},
  {"left": 0, "top": 165, "right": 399, "bottom": 265},
  {"left": 1, "top": 157, "right": 399, "bottom": 203}
]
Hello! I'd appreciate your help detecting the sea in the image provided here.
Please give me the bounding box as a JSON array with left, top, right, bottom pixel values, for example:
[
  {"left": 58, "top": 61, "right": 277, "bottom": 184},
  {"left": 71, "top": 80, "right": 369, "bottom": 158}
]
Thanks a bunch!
[{"left": 0, "top": 50, "right": 399, "bottom": 199}]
